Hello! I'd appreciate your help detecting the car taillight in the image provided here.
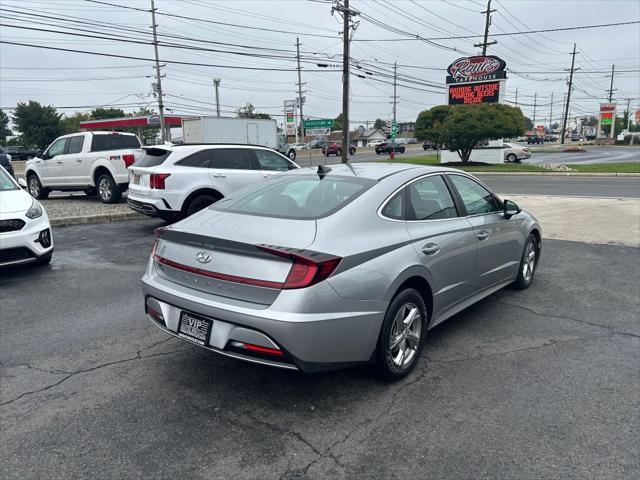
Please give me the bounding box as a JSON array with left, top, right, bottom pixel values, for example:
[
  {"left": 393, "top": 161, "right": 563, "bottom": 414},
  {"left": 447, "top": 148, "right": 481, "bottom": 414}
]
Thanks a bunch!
[
  {"left": 257, "top": 245, "right": 341, "bottom": 289},
  {"left": 150, "top": 173, "right": 170, "bottom": 189},
  {"left": 122, "top": 154, "right": 135, "bottom": 167}
]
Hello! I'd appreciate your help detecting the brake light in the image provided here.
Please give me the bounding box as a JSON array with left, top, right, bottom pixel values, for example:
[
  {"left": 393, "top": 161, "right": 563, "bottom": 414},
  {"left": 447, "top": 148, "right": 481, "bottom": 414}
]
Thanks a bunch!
[
  {"left": 150, "top": 173, "right": 170, "bottom": 189},
  {"left": 230, "top": 341, "right": 284, "bottom": 356},
  {"left": 122, "top": 154, "right": 135, "bottom": 167},
  {"left": 257, "top": 245, "right": 341, "bottom": 289}
]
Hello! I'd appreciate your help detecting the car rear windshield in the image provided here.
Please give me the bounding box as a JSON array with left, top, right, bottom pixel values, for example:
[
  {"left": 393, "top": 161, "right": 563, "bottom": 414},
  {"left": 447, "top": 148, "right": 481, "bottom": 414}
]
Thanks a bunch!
[
  {"left": 133, "top": 148, "right": 172, "bottom": 168},
  {"left": 0, "top": 167, "right": 18, "bottom": 191},
  {"left": 90, "top": 134, "right": 141, "bottom": 152},
  {"left": 211, "top": 174, "right": 376, "bottom": 219}
]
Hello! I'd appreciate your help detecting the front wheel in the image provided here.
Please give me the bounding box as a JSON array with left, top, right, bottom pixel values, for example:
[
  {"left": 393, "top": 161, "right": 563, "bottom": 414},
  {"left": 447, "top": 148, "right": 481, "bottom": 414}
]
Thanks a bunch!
[
  {"left": 97, "top": 173, "right": 122, "bottom": 204},
  {"left": 27, "top": 174, "right": 49, "bottom": 200},
  {"left": 336, "top": 149, "right": 342, "bottom": 156},
  {"left": 376, "top": 288, "right": 427, "bottom": 381},
  {"left": 287, "top": 149, "right": 296, "bottom": 161},
  {"left": 513, "top": 234, "right": 539, "bottom": 290}
]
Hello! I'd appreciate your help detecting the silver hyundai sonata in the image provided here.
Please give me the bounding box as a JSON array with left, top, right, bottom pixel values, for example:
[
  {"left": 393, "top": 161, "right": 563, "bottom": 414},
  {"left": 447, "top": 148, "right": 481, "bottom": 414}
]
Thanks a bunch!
[{"left": 141, "top": 163, "right": 541, "bottom": 380}]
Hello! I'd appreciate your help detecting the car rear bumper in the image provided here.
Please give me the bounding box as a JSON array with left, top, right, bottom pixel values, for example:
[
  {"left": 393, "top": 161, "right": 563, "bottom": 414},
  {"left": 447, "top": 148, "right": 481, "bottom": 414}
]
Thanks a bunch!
[
  {"left": 127, "top": 195, "right": 180, "bottom": 220},
  {"left": 141, "top": 261, "right": 386, "bottom": 373},
  {"left": 0, "top": 214, "right": 53, "bottom": 267}
]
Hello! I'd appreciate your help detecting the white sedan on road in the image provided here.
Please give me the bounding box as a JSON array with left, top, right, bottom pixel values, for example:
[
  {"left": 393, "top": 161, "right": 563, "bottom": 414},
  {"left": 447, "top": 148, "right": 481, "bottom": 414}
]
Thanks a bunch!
[
  {"left": 503, "top": 143, "right": 532, "bottom": 162},
  {"left": 0, "top": 166, "right": 53, "bottom": 267}
]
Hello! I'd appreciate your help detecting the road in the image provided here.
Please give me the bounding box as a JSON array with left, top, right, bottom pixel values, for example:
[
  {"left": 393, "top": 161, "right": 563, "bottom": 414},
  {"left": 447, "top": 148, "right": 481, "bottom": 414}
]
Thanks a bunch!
[
  {"left": 479, "top": 175, "right": 640, "bottom": 198},
  {"left": 1, "top": 220, "right": 638, "bottom": 480}
]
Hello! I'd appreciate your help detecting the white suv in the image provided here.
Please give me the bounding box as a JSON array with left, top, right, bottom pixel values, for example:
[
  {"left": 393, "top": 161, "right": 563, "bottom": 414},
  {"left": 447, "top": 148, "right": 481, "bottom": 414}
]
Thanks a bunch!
[
  {"left": 127, "top": 144, "right": 299, "bottom": 221},
  {"left": 25, "top": 131, "right": 142, "bottom": 203}
]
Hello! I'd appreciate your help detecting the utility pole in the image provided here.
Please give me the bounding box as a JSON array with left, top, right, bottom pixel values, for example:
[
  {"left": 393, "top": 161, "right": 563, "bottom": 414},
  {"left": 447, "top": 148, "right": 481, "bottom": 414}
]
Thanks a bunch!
[
  {"left": 532, "top": 92, "right": 537, "bottom": 128},
  {"left": 514, "top": 88, "right": 518, "bottom": 107},
  {"left": 561, "top": 43, "right": 578, "bottom": 145},
  {"left": 334, "top": 0, "right": 358, "bottom": 164},
  {"left": 390, "top": 61, "right": 398, "bottom": 160},
  {"left": 295, "top": 37, "right": 306, "bottom": 142},
  {"left": 607, "top": 64, "right": 616, "bottom": 102},
  {"left": 213, "top": 79, "right": 221, "bottom": 117},
  {"left": 474, "top": 0, "right": 497, "bottom": 54},
  {"left": 150, "top": 0, "right": 166, "bottom": 143},
  {"left": 549, "top": 92, "right": 554, "bottom": 132}
]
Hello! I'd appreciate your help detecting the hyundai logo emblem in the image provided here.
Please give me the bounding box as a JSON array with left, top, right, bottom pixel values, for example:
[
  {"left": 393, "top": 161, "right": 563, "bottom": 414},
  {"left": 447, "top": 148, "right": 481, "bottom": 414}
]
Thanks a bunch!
[{"left": 196, "top": 251, "right": 212, "bottom": 264}]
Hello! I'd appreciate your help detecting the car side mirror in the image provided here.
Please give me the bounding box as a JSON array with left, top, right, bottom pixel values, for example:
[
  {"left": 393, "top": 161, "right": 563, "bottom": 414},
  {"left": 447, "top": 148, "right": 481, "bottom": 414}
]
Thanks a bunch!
[
  {"left": 18, "top": 177, "right": 27, "bottom": 188},
  {"left": 503, "top": 199, "right": 521, "bottom": 219}
]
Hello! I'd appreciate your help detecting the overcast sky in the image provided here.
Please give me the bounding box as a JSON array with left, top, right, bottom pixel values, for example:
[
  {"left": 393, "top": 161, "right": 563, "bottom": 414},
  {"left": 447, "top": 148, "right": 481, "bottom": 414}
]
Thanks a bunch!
[{"left": 1, "top": 0, "right": 639, "bottom": 130}]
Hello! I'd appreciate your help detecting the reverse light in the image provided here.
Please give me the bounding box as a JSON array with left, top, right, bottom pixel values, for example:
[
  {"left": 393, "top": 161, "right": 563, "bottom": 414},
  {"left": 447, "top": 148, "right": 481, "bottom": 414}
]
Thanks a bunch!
[
  {"left": 257, "top": 245, "right": 341, "bottom": 289},
  {"left": 25, "top": 199, "right": 43, "bottom": 219},
  {"left": 150, "top": 173, "right": 170, "bottom": 189},
  {"left": 122, "top": 154, "right": 135, "bottom": 168}
]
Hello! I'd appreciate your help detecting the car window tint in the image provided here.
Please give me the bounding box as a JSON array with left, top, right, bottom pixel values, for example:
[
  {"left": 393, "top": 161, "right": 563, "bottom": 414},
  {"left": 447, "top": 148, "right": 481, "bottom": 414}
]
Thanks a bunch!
[
  {"left": 133, "top": 148, "right": 172, "bottom": 168},
  {"left": 90, "top": 134, "right": 140, "bottom": 152},
  {"left": 47, "top": 138, "right": 67, "bottom": 158},
  {"left": 381, "top": 191, "right": 404, "bottom": 220},
  {"left": 254, "top": 149, "right": 290, "bottom": 171},
  {"left": 449, "top": 174, "right": 501, "bottom": 215},
  {"left": 175, "top": 150, "right": 213, "bottom": 168},
  {"left": 66, "top": 136, "right": 84, "bottom": 154},
  {"left": 211, "top": 148, "right": 257, "bottom": 170},
  {"left": 407, "top": 175, "right": 457, "bottom": 220},
  {"left": 0, "top": 167, "right": 18, "bottom": 191},
  {"left": 212, "top": 175, "right": 375, "bottom": 219}
]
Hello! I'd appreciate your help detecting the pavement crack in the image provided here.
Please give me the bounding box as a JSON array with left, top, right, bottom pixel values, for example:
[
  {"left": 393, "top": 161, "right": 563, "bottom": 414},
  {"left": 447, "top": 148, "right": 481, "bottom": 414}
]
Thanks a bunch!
[
  {"left": 0, "top": 347, "right": 189, "bottom": 407},
  {"left": 493, "top": 296, "right": 640, "bottom": 339}
]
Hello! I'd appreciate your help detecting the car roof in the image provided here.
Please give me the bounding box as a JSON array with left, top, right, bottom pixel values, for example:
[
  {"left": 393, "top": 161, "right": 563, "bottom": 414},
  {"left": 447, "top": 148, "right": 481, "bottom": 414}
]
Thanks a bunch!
[
  {"left": 143, "top": 143, "right": 282, "bottom": 152},
  {"left": 289, "top": 162, "right": 458, "bottom": 181}
]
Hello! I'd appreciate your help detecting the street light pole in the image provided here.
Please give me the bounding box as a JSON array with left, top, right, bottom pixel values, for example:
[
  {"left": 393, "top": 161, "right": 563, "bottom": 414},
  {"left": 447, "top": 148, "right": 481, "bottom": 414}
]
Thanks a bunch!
[{"left": 150, "top": 0, "right": 166, "bottom": 143}]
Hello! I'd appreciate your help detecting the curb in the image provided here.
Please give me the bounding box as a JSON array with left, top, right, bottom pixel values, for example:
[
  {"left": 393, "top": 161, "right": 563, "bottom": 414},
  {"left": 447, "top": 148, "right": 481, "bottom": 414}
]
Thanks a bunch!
[
  {"left": 50, "top": 212, "right": 146, "bottom": 227},
  {"left": 473, "top": 171, "right": 640, "bottom": 177}
]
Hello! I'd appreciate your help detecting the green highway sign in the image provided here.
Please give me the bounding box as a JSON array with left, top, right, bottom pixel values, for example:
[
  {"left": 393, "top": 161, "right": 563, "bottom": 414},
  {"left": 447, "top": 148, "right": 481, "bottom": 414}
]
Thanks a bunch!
[
  {"left": 303, "top": 119, "right": 334, "bottom": 129},
  {"left": 391, "top": 120, "right": 398, "bottom": 134}
]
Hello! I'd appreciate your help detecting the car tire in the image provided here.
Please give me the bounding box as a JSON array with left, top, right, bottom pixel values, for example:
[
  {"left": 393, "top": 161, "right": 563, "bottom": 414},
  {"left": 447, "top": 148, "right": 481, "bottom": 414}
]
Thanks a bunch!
[
  {"left": 350, "top": 148, "right": 356, "bottom": 155},
  {"left": 376, "top": 150, "right": 381, "bottom": 155},
  {"left": 507, "top": 153, "right": 517, "bottom": 163},
  {"left": 185, "top": 194, "right": 219, "bottom": 217},
  {"left": 513, "top": 234, "right": 539, "bottom": 290},
  {"left": 35, "top": 252, "right": 53, "bottom": 266},
  {"left": 287, "top": 149, "right": 296, "bottom": 161},
  {"left": 375, "top": 288, "right": 427, "bottom": 381},
  {"left": 97, "top": 173, "right": 122, "bottom": 204},
  {"left": 336, "top": 149, "right": 342, "bottom": 156},
  {"left": 27, "top": 174, "right": 49, "bottom": 200},
  {"left": 400, "top": 147, "right": 405, "bottom": 153}
]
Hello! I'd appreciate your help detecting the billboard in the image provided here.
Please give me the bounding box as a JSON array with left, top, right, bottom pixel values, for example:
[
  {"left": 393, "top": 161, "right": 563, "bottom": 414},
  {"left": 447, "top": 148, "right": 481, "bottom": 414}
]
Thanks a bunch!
[
  {"left": 446, "top": 55, "right": 507, "bottom": 84},
  {"left": 448, "top": 81, "right": 500, "bottom": 105}
]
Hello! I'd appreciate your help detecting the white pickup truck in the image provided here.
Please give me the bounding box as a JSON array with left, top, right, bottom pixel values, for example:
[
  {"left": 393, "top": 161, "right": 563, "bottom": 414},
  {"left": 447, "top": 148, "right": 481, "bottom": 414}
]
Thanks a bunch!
[{"left": 24, "top": 131, "right": 142, "bottom": 203}]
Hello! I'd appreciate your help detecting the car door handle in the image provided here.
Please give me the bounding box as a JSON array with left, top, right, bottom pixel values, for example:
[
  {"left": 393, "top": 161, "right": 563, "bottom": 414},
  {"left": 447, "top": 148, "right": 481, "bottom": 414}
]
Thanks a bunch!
[
  {"left": 76, "top": 159, "right": 82, "bottom": 163},
  {"left": 422, "top": 243, "right": 440, "bottom": 255},
  {"left": 56, "top": 160, "right": 63, "bottom": 164},
  {"left": 211, "top": 174, "right": 226, "bottom": 178},
  {"left": 476, "top": 231, "right": 490, "bottom": 241}
]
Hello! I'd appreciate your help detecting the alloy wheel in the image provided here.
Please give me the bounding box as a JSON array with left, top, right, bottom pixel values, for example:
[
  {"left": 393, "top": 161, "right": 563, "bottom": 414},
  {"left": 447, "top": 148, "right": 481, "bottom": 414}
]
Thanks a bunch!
[
  {"left": 522, "top": 241, "right": 536, "bottom": 281},
  {"left": 388, "top": 303, "right": 422, "bottom": 368},
  {"left": 98, "top": 178, "right": 112, "bottom": 202},
  {"left": 29, "top": 177, "right": 39, "bottom": 197}
]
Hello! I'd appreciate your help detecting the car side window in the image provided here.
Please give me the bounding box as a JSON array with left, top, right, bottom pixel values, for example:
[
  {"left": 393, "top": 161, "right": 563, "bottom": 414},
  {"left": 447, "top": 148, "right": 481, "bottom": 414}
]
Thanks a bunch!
[
  {"left": 210, "top": 149, "right": 258, "bottom": 170},
  {"left": 66, "top": 136, "right": 85, "bottom": 154},
  {"left": 46, "top": 138, "right": 67, "bottom": 159},
  {"left": 254, "top": 149, "right": 290, "bottom": 171},
  {"left": 449, "top": 174, "right": 502, "bottom": 215},
  {"left": 406, "top": 175, "right": 458, "bottom": 221},
  {"left": 381, "top": 191, "right": 404, "bottom": 220},
  {"left": 175, "top": 150, "right": 213, "bottom": 168}
]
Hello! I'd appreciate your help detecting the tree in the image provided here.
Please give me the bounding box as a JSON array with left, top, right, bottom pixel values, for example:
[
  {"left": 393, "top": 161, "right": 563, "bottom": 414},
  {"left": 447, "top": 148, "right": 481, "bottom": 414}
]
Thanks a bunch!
[
  {"left": 551, "top": 122, "right": 560, "bottom": 130},
  {"left": 0, "top": 109, "right": 11, "bottom": 142},
  {"left": 90, "top": 107, "right": 126, "bottom": 119},
  {"left": 373, "top": 118, "right": 387, "bottom": 130},
  {"left": 128, "top": 107, "right": 159, "bottom": 142},
  {"left": 415, "top": 103, "right": 525, "bottom": 163},
  {"left": 523, "top": 116, "right": 534, "bottom": 130},
  {"left": 333, "top": 113, "right": 344, "bottom": 130},
  {"left": 61, "top": 111, "right": 91, "bottom": 135},
  {"left": 236, "top": 103, "right": 271, "bottom": 119},
  {"left": 12, "top": 101, "right": 64, "bottom": 148}
]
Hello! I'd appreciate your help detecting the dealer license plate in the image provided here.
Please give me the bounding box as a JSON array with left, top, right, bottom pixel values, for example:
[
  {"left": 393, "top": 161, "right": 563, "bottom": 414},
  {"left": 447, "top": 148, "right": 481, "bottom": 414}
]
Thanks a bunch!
[
  {"left": 177, "top": 311, "right": 212, "bottom": 346},
  {"left": 132, "top": 174, "right": 140, "bottom": 184}
]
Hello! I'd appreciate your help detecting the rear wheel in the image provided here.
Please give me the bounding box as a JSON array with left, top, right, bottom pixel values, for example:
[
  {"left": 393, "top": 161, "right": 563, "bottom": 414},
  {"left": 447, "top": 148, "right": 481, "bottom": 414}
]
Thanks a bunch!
[
  {"left": 97, "top": 173, "right": 122, "bottom": 204},
  {"left": 185, "top": 194, "right": 219, "bottom": 217},
  {"left": 513, "top": 234, "right": 538, "bottom": 289},
  {"left": 376, "top": 288, "right": 427, "bottom": 381},
  {"left": 27, "top": 174, "right": 49, "bottom": 199}
]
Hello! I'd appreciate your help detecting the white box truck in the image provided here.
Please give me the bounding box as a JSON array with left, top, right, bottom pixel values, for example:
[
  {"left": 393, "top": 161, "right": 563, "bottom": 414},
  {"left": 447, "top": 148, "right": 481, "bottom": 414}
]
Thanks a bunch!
[{"left": 181, "top": 117, "right": 297, "bottom": 161}]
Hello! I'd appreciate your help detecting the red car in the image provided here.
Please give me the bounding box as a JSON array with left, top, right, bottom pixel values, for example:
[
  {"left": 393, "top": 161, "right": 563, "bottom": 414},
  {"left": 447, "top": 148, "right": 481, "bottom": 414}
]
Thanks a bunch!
[{"left": 321, "top": 142, "right": 356, "bottom": 156}]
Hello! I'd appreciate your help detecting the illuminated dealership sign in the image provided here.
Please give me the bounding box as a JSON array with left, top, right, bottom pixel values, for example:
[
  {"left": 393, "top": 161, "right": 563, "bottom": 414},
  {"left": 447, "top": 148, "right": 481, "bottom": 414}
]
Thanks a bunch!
[{"left": 448, "top": 81, "right": 500, "bottom": 105}]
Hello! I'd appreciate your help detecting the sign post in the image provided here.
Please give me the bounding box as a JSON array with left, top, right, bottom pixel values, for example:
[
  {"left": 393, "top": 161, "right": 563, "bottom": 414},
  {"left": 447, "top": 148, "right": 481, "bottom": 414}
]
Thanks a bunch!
[
  {"left": 284, "top": 100, "right": 296, "bottom": 139},
  {"left": 390, "top": 120, "right": 397, "bottom": 161},
  {"left": 303, "top": 119, "right": 334, "bottom": 166}
]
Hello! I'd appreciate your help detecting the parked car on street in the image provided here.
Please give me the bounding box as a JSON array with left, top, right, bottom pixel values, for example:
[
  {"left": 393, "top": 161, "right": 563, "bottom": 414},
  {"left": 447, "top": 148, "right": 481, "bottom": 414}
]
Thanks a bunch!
[
  {"left": 375, "top": 142, "right": 406, "bottom": 154},
  {"left": 0, "top": 165, "right": 53, "bottom": 267},
  {"left": 142, "top": 163, "right": 541, "bottom": 379},
  {"left": 368, "top": 140, "right": 386, "bottom": 147},
  {"left": 0, "top": 146, "right": 14, "bottom": 177},
  {"left": 322, "top": 142, "right": 356, "bottom": 156},
  {"left": 24, "top": 131, "right": 142, "bottom": 204},
  {"left": 5, "top": 145, "right": 37, "bottom": 160},
  {"left": 503, "top": 143, "right": 531, "bottom": 162},
  {"left": 422, "top": 141, "right": 438, "bottom": 151},
  {"left": 292, "top": 143, "right": 308, "bottom": 150},
  {"left": 406, "top": 138, "right": 418, "bottom": 144},
  {"left": 309, "top": 139, "right": 326, "bottom": 149},
  {"left": 127, "top": 144, "right": 299, "bottom": 221},
  {"left": 526, "top": 136, "right": 544, "bottom": 144}
]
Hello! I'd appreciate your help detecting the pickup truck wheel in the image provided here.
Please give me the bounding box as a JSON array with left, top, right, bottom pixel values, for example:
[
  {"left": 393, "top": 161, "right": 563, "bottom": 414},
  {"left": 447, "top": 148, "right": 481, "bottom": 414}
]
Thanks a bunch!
[
  {"left": 287, "top": 150, "right": 296, "bottom": 161},
  {"left": 27, "top": 174, "right": 49, "bottom": 200},
  {"left": 186, "top": 194, "right": 218, "bottom": 216},
  {"left": 97, "top": 173, "right": 122, "bottom": 204}
]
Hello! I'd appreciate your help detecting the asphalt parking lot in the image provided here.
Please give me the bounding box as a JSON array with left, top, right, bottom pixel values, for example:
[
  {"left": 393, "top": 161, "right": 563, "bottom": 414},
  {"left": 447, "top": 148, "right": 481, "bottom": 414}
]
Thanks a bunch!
[{"left": 1, "top": 219, "right": 638, "bottom": 480}]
